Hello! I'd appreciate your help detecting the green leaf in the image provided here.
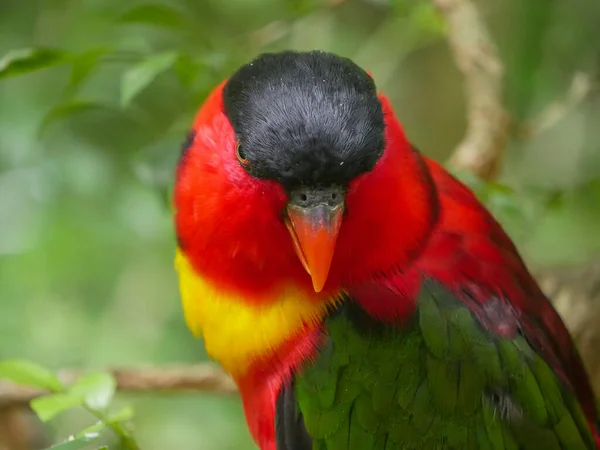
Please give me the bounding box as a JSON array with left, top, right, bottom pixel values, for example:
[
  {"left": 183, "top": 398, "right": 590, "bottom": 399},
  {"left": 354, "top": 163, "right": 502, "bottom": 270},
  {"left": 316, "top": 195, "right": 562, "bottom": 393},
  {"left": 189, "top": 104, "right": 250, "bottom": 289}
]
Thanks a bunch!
[
  {"left": 411, "top": 3, "right": 445, "bottom": 34},
  {"left": 39, "top": 101, "right": 107, "bottom": 136},
  {"left": 486, "top": 182, "right": 515, "bottom": 195},
  {"left": 120, "top": 51, "right": 178, "bottom": 107},
  {"left": 66, "top": 48, "right": 109, "bottom": 95},
  {"left": 0, "top": 48, "right": 70, "bottom": 79},
  {"left": 31, "top": 393, "right": 84, "bottom": 422},
  {"left": 120, "top": 4, "right": 188, "bottom": 29},
  {"left": 0, "top": 359, "right": 63, "bottom": 391},
  {"left": 69, "top": 372, "right": 116, "bottom": 410},
  {"left": 108, "top": 404, "right": 134, "bottom": 423},
  {"left": 76, "top": 421, "right": 106, "bottom": 439},
  {"left": 174, "top": 53, "right": 201, "bottom": 87},
  {"left": 46, "top": 434, "right": 100, "bottom": 450}
]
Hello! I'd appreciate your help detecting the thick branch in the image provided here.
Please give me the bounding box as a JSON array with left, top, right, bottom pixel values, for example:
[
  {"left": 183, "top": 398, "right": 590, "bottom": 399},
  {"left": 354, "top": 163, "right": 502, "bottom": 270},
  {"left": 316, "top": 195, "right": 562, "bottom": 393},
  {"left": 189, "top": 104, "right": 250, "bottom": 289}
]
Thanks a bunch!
[
  {"left": 0, "top": 365, "right": 237, "bottom": 409},
  {"left": 0, "top": 0, "right": 598, "bottom": 425},
  {"left": 433, "top": 0, "right": 509, "bottom": 180},
  {"left": 535, "top": 260, "right": 600, "bottom": 395},
  {"left": 1, "top": 261, "right": 599, "bottom": 410},
  {"left": 0, "top": 408, "right": 41, "bottom": 450}
]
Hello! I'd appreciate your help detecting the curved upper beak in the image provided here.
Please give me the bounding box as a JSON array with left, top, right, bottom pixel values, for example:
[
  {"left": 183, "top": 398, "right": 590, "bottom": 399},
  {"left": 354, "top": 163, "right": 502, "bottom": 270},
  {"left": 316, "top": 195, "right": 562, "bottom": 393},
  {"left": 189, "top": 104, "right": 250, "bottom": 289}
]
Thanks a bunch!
[{"left": 285, "top": 187, "right": 345, "bottom": 292}]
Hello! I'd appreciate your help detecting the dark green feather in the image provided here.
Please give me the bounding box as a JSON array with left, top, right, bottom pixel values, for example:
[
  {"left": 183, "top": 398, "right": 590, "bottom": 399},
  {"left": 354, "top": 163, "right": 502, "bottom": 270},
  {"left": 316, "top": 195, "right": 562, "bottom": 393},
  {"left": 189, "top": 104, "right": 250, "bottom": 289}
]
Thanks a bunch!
[{"left": 280, "top": 280, "right": 597, "bottom": 450}]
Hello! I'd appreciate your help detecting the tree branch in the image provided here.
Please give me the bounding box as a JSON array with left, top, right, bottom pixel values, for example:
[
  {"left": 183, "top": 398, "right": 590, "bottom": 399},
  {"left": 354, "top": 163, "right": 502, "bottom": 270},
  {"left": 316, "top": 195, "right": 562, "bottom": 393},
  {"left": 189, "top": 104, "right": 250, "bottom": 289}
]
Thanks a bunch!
[
  {"left": 432, "top": 0, "right": 509, "bottom": 180},
  {"left": 432, "top": 0, "right": 595, "bottom": 178},
  {"left": 0, "top": 259, "right": 599, "bottom": 411},
  {"left": 535, "top": 260, "right": 600, "bottom": 395},
  {"left": 0, "top": 407, "right": 44, "bottom": 450},
  {"left": 430, "top": 0, "right": 600, "bottom": 393},
  {"left": 518, "top": 72, "right": 595, "bottom": 138},
  {"left": 0, "top": 365, "right": 237, "bottom": 409},
  {"left": 1, "top": 1, "right": 599, "bottom": 437}
]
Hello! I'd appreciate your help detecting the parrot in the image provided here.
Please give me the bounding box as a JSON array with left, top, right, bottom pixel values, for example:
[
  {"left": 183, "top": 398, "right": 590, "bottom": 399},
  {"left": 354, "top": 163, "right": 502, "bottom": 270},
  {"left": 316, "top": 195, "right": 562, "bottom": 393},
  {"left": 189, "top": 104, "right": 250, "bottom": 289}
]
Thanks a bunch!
[{"left": 173, "top": 50, "right": 600, "bottom": 449}]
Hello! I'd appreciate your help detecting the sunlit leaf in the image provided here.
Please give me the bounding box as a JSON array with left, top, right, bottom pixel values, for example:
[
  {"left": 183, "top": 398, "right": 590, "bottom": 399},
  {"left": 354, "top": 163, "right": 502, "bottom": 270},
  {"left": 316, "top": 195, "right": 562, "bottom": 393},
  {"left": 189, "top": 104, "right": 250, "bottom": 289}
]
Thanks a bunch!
[
  {"left": 0, "top": 359, "right": 63, "bottom": 391},
  {"left": 108, "top": 404, "right": 134, "bottom": 423},
  {"left": 31, "top": 393, "right": 84, "bottom": 422},
  {"left": 46, "top": 434, "right": 100, "bottom": 450},
  {"left": 120, "top": 51, "right": 178, "bottom": 107},
  {"left": 69, "top": 372, "right": 116, "bottom": 410},
  {"left": 120, "top": 4, "right": 188, "bottom": 29},
  {"left": 76, "top": 421, "right": 106, "bottom": 438},
  {"left": 39, "top": 101, "right": 108, "bottom": 136}
]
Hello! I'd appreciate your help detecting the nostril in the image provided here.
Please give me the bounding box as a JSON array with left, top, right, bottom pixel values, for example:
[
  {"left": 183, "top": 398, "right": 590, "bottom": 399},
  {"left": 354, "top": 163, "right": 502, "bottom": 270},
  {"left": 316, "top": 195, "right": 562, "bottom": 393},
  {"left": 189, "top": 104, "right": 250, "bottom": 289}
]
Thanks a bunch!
[{"left": 291, "top": 188, "right": 343, "bottom": 207}]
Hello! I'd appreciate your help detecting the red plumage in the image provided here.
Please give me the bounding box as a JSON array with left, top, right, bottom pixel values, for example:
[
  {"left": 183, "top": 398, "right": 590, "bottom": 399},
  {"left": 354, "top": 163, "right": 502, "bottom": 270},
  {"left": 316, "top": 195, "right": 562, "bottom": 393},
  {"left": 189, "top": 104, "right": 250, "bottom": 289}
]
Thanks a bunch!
[{"left": 175, "top": 79, "right": 600, "bottom": 449}]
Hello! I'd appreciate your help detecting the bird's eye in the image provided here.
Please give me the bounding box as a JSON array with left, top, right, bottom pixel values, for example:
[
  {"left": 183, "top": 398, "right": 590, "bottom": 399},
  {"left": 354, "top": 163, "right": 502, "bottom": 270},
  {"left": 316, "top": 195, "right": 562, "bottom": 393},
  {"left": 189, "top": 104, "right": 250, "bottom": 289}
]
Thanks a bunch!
[{"left": 236, "top": 141, "right": 250, "bottom": 167}]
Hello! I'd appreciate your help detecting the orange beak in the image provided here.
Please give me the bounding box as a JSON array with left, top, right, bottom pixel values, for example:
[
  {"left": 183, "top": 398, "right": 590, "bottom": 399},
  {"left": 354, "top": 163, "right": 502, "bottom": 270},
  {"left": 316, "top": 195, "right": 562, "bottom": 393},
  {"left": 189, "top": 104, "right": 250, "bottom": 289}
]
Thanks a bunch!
[{"left": 285, "top": 191, "right": 344, "bottom": 292}]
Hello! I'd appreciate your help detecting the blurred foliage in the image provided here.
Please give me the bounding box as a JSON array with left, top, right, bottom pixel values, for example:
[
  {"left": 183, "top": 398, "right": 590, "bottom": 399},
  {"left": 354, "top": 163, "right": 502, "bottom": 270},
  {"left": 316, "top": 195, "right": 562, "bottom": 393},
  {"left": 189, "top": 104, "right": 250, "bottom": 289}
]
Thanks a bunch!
[
  {"left": 0, "top": 0, "right": 599, "bottom": 448},
  {"left": 0, "top": 359, "right": 133, "bottom": 449}
]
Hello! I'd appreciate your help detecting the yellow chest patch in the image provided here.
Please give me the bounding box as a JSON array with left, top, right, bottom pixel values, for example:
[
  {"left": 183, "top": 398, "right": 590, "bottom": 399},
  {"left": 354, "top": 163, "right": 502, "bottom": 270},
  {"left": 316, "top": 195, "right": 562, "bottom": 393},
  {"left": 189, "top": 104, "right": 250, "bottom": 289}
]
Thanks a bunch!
[{"left": 174, "top": 248, "right": 340, "bottom": 376}]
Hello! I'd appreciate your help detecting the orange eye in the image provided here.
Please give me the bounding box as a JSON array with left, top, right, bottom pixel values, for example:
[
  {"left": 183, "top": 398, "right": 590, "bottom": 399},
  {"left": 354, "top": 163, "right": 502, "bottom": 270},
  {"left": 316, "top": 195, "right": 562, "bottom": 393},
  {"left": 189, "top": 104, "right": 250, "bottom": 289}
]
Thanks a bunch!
[{"left": 236, "top": 141, "right": 250, "bottom": 166}]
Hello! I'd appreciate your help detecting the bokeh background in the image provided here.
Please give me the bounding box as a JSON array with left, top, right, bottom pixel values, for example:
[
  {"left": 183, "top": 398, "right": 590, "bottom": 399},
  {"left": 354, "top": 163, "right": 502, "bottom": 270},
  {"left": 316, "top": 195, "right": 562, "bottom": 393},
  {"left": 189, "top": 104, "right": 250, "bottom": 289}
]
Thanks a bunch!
[{"left": 1, "top": 0, "right": 599, "bottom": 449}]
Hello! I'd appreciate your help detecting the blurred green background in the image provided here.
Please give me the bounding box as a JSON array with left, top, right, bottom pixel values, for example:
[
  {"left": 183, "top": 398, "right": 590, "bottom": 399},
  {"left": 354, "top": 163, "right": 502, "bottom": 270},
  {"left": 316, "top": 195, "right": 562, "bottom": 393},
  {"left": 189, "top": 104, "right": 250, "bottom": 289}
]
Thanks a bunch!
[{"left": 1, "top": 0, "right": 599, "bottom": 448}]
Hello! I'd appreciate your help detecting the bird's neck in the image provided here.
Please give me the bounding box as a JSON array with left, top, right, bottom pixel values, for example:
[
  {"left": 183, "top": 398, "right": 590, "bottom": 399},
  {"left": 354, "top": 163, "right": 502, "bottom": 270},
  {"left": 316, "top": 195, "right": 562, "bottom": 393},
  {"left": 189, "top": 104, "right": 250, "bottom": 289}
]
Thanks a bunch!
[
  {"left": 174, "top": 95, "right": 443, "bottom": 377},
  {"left": 174, "top": 248, "right": 340, "bottom": 377}
]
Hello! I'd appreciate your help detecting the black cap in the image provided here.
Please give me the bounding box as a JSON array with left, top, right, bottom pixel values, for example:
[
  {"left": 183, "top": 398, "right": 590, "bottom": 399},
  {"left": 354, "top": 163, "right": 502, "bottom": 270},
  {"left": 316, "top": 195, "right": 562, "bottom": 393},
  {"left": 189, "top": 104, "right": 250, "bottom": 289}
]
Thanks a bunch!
[{"left": 222, "top": 50, "right": 386, "bottom": 189}]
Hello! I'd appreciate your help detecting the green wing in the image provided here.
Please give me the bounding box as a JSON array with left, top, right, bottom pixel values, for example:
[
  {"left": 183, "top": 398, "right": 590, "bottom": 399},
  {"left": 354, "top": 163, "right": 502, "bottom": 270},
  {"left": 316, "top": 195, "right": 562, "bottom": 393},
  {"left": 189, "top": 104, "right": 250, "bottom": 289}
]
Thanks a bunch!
[{"left": 276, "top": 279, "right": 597, "bottom": 450}]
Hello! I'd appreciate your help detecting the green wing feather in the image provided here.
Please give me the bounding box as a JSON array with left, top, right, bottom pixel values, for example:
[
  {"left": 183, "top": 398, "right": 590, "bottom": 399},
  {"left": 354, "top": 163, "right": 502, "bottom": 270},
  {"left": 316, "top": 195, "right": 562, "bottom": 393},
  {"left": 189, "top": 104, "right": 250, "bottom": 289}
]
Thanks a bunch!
[{"left": 289, "top": 280, "right": 596, "bottom": 450}]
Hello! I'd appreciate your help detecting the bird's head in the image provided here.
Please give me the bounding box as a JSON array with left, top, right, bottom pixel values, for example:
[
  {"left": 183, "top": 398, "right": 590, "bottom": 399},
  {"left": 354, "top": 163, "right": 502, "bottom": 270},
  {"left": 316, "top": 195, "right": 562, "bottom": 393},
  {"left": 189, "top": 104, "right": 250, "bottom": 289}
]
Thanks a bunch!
[{"left": 174, "top": 50, "right": 437, "bottom": 300}]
